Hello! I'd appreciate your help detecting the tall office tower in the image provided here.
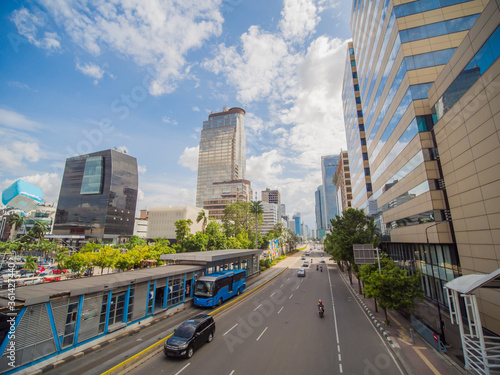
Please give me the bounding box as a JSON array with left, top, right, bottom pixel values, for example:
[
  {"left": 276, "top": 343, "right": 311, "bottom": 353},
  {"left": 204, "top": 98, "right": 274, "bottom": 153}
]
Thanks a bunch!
[
  {"left": 334, "top": 150, "right": 352, "bottom": 214},
  {"left": 321, "top": 155, "right": 340, "bottom": 228},
  {"left": 292, "top": 213, "right": 301, "bottom": 236},
  {"left": 53, "top": 149, "right": 138, "bottom": 243},
  {"left": 343, "top": 0, "right": 489, "bottom": 326},
  {"left": 260, "top": 202, "right": 279, "bottom": 235},
  {"left": 315, "top": 185, "right": 326, "bottom": 238},
  {"left": 428, "top": 0, "right": 500, "bottom": 338},
  {"left": 196, "top": 107, "right": 251, "bottom": 219}
]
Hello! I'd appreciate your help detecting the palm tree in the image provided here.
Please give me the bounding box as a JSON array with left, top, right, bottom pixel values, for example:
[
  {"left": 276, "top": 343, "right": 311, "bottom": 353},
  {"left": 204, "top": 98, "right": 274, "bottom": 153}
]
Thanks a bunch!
[
  {"left": 196, "top": 210, "right": 208, "bottom": 234},
  {"left": 8, "top": 213, "right": 24, "bottom": 240},
  {"left": 30, "top": 221, "right": 49, "bottom": 241},
  {"left": 24, "top": 256, "right": 38, "bottom": 272},
  {"left": 250, "top": 201, "right": 263, "bottom": 250}
]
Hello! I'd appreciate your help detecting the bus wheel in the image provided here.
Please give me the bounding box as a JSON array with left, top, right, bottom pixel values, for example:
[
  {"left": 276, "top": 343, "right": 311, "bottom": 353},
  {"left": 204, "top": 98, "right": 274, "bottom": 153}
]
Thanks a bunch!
[
  {"left": 218, "top": 298, "right": 222, "bottom": 306},
  {"left": 237, "top": 288, "right": 241, "bottom": 296}
]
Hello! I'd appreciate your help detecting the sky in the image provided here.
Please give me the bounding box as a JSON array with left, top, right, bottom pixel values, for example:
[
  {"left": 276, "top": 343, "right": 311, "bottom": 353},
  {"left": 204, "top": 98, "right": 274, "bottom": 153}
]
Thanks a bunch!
[{"left": 0, "top": 0, "right": 352, "bottom": 229}]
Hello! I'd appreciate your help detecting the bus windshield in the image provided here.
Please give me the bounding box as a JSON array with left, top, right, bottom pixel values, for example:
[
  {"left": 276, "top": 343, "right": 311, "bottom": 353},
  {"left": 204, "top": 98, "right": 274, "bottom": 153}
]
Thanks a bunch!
[{"left": 194, "top": 280, "right": 213, "bottom": 297}]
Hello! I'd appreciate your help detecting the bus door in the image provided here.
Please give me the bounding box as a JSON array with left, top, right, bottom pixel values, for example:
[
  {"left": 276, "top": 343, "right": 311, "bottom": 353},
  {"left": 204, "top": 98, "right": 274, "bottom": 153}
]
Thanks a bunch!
[{"left": 228, "top": 276, "right": 234, "bottom": 293}]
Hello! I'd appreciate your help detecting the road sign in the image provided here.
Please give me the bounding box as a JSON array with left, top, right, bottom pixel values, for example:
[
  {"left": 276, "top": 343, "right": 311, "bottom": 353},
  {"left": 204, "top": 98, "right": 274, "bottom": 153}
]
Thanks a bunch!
[{"left": 433, "top": 332, "right": 438, "bottom": 342}]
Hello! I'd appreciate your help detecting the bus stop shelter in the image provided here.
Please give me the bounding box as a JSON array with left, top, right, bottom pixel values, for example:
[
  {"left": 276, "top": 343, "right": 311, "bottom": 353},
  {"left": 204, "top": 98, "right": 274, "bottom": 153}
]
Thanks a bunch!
[{"left": 444, "top": 268, "right": 500, "bottom": 374}]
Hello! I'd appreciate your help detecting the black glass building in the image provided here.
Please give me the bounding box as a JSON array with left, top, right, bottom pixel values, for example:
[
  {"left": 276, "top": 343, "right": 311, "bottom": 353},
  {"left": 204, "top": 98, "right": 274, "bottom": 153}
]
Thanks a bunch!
[{"left": 54, "top": 149, "right": 138, "bottom": 241}]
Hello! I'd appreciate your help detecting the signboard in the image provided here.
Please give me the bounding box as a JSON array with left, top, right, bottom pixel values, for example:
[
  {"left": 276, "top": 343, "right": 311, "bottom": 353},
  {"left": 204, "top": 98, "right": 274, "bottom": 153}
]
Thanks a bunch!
[{"left": 353, "top": 244, "right": 376, "bottom": 264}]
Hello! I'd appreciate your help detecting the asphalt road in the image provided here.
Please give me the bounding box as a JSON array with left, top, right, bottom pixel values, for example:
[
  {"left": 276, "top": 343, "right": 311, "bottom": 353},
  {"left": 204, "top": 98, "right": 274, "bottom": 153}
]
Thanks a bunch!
[{"left": 127, "top": 249, "right": 405, "bottom": 375}]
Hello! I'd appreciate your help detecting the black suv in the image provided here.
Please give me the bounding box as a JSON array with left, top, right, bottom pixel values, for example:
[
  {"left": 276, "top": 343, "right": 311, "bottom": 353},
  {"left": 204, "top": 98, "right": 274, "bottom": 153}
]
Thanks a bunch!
[{"left": 164, "top": 314, "right": 215, "bottom": 359}]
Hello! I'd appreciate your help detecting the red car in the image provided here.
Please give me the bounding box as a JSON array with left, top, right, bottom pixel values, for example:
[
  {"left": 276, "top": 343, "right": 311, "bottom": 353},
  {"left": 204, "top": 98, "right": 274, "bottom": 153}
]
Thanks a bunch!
[{"left": 50, "top": 267, "right": 67, "bottom": 274}]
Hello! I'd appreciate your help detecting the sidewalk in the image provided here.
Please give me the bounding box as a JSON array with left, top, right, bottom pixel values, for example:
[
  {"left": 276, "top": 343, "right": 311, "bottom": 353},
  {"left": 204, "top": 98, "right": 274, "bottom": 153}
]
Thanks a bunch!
[{"left": 336, "top": 265, "right": 467, "bottom": 375}]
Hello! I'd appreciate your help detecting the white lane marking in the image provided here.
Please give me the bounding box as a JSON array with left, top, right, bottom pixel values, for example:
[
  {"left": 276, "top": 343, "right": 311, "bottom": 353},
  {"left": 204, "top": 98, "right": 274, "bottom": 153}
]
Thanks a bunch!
[
  {"left": 280, "top": 284, "right": 284, "bottom": 288},
  {"left": 339, "top": 363, "right": 343, "bottom": 373},
  {"left": 229, "top": 371, "right": 235, "bottom": 375},
  {"left": 338, "top": 268, "right": 406, "bottom": 375},
  {"left": 338, "top": 353, "right": 342, "bottom": 361},
  {"left": 270, "top": 292, "right": 275, "bottom": 297},
  {"left": 338, "top": 345, "right": 341, "bottom": 353},
  {"left": 256, "top": 327, "right": 268, "bottom": 341},
  {"left": 289, "top": 294, "right": 293, "bottom": 299},
  {"left": 296, "top": 285, "right": 299, "bottom": 290},
  {"left": 327, "top": 267, "right": 340, "bottom": 345},
  {"left": 223, "top": 324, "right": 238, "bottom": 336},
  {"left": 254, "top": 304, "right": 262, "bottom": 311},
  {"left": 278, "top": 306, "right": 284, "bottom": 314},
  {"left": 175, "top": 363, "right": 190, "bottom": 375}
]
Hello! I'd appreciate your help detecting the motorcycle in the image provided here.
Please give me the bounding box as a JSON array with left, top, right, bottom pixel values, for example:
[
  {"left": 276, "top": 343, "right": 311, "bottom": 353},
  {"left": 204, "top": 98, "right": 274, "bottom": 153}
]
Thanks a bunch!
[
  {"left": 318, "top": 306, "right": 324, "bottom": 318},
  {"left": 320, "top": 266, "right": 323, "bottom": 272},
  {"left": 316, "top": 265, "right": 318, "bottom": 271}
]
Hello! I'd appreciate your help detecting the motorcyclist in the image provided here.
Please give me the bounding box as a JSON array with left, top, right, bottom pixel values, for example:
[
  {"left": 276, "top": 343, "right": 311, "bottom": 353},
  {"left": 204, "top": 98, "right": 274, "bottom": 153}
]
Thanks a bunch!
[
  {"left": 316, "top": 265, "right": 318, "bottom": 271},
  {"left": 317, "top": 299, "right": 324, "bottom": 312},
  {"left": 320, "top": 266, "right": 323, "bottom": 272}
]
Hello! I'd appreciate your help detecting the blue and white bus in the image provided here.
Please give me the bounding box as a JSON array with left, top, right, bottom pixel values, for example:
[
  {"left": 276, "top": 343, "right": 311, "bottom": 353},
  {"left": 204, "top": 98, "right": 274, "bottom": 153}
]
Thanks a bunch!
[{"left": 193, "top": 269, "right": 246, "bottom": 307}]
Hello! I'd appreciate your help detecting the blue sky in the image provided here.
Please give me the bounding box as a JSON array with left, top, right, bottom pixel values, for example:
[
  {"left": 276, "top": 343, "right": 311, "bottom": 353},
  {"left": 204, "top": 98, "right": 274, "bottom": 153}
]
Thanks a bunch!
[{"left": 0, "top": 0, "right": 352, "bottom": 229}]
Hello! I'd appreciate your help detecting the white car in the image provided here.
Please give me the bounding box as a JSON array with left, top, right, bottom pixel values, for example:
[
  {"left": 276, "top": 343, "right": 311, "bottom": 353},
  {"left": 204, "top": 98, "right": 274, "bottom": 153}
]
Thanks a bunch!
[{"left": 320, "top": 258, "right": 326, "bottom": 263}]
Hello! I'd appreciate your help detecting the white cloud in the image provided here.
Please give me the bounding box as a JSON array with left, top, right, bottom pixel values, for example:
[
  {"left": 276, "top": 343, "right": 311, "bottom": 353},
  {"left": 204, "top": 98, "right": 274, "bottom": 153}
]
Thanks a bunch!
[
  {"left": 7, "top": 81, "right": 38, "bottom": 92},
  {"left": 0, "top": 173, "right": 61, "bottom": 205},
  {"left": 10, "top": 8, "right": 61, "bottom": 52},
  {"left": 192, "top": 106, "right": 200, "bottom": 112},
  {"left": 246, "top": 150, "right": 285, "bottom": 186},
  {"left": 203, "top": 25, "right": 300, "bottom": 104},
  {"left": 162, "top": 116, "right": 178, "bottom": 126},
  {"left": 138, "top": 165, "right": 147, "bottom": 174},
  {"left": 178, "top": 146, "right": 199, "bottom": 171},
  {"left": 137, "top": 178, "right": 196, "bottom": 210},
  {"left": 280, "top": 0, "right": 320, "bottom": 43},
  {"left": 38, "top": 0, "right": 224, "bottom": 95},
  {"left": 0, "top": 141, "right": 43, "bottom": 171},
  {"left": 115, "top": 146, "right": 129, "bottom": 154},
  {"left": 76, "top": 61, "right": 105, "bottom": 84},
  {"left": 0, "top": 108, "right": 43, "bottom": 131}
]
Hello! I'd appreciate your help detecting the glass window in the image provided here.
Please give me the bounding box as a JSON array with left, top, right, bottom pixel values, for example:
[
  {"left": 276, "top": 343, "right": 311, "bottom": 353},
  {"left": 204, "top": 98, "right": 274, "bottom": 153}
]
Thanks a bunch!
[
  {"left": 400, "top": 14, "right": 479, "bottom": 43},
  {"left": 80, "top": 156, "right": 103, "bottom": 195}
]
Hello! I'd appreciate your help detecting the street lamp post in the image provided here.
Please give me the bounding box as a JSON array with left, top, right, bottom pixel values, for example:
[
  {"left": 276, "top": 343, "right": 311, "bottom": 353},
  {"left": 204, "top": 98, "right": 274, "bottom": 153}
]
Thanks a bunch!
[{"left": 425, "top": 220, "right": 448, "bottom": 345}]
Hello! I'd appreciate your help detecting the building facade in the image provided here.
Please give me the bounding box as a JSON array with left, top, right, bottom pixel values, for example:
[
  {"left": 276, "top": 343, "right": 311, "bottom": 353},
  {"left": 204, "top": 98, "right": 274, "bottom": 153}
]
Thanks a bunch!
[
  {"left": 428, "top": 0, "right": 500, "bottom": 335},
  {"left": 342, "top": 0, "right": 493, "bottom": 336},
  {"left": 315, "top": 185, "right": 326, "bottom": 238},
  {"left": 292, "top": 213, "right": 301, "bottom": 236},
  {"left": 321, "top": 155, "right": 340, "bottom": 228},
  {"left": 260, "top": 202, "right": 279, "bottom": 235},
  {"left": 53, "top": 149, "right": 138, "bottom": 243},
  {"left": 196, "top": 107, "right": 251, "bottom": 218},
  {"left": 147, "top": 206, "right": 204, "bottom": 241},
  {"left": 334, "top": 150, "right": 353, "bottom": 214}
]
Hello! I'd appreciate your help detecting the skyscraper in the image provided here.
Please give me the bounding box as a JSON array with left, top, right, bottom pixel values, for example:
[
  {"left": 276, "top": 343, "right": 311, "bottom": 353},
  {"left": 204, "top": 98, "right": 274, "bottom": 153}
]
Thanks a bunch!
[
  {"left": 53, "top": 149, "right": 138, "bottom": 243},
  {"left": 315, "top": 185, "right": 325, "bottom": 238},
  {"left": 342, "top": 0, "right": 491, "bottom": 334},
  {"left": 334, "top": 150, "right": 352, "bottom": 214},
  {"left": 321, "top": 155, "right": 339, "bottom": 228},
  {"left": 196, "top": 107, "right": 251, "bottom": 219}
]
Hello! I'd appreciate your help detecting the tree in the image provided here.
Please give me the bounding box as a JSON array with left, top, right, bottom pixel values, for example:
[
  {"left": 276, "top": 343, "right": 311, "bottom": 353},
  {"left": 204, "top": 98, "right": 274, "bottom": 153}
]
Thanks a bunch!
[
  {"left": 205, "top": 221, "right": 228, "bottom": 250},
  {"left": 325, "top": 208, "right": 379, "bottom": 284},
  {"left": 184, "top": 232, "right": 209, "bottom": 252},
  {"left": 222, "top": 201, "right": 254, "bottom": 237},
  {"left": 54, "top": 247, "right": 69, "bottom": 270},
  {"left": 250, "top": 201, "right": 264, "bottom": 250},
  {"left": 360, "top": 258, "right": 424, "bottom": 325},
  {"left": 8, "top": 214, "right": 24, "bottom": 240},
  {"left": 124, "top": 235, "right": 147, "bottom": 250},
  {"left": 196, "top": 210, "right": 209, "bottom": 234},
  {"left": 93, "top": 246, "right": 119, "bottom": 274},
  {"left": 64, "top": 253, "right": 88, "bottom": 275},
  {"left": 24, "top": 255, "right": 38, "bottom": 271},
  {"left": 30, "top": 221, "right": 49, "bottom": 241},
  {"left": 80, "top": 242, "right": 101, "bottom": 253},
  {"left": 174, "top": 219, "right": 193, "bottom": 252}
]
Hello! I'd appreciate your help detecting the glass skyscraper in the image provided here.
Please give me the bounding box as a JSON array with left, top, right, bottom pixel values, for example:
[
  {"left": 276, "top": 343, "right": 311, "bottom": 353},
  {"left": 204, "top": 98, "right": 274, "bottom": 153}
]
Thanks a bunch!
[
  {"left": 196, "top": 107, "right": 251, "bottom": 219},
  {"left": 321, "top": 155, "right": 339, "bottom": 229},
  {"left": 53, "top": 149, "right": 138, "bottom": 242},
  {"left": 342, "top": 0, "right": 489, "bottom": 325}
]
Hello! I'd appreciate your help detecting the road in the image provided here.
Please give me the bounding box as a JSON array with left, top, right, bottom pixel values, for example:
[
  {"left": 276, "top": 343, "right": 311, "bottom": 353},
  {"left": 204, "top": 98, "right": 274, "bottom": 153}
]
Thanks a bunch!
[{"left": 127, "top": 249, "right": 405, "bottom": 375}]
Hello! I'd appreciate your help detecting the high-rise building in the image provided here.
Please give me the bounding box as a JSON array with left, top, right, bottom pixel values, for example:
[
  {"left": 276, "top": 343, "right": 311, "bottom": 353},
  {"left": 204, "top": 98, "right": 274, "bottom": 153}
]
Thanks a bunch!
[
  {"left": 262, "top": 188, "right": 280, "bottom": 205},
  {"left": 260, "top": 202, "right": 279, "bottom": 235},
  {"left": 321, "top": 155, "right": 339, "bottom": 228},
  {"left": 196, "top": 107, "right": 251, "bottom": 219},
  {"left": 53, "top": 149, "right": 138, "bottom": 243},
  {"left": 315, "top": 185, "right": 326, "bottom": 237},
  {"left": 342, "top": 0, "right": 492, "bottom": 336},
  {"left": 292, "top": 213, "right": 301, "bottom": 236},
  {"left": 334, "top": 150, "right": 352, "bottom": 214},
  {"left": 428, "top": 0, "right": 500, "bottom": 336}
]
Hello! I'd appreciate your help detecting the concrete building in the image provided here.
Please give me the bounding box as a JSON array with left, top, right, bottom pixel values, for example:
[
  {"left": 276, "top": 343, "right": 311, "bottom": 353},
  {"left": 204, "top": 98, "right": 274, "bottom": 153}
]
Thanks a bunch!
[
  {"left": 342, "top": 0, "right": 496, "bottom": 340},
  {"left": 427, "top": 0, "right": 500, "bottom": 335},
  {"left": 195, "top": 107, "right": 251, "bottom": 219},
  {"left": 315, "top": 185, "right": 326, "bottom": 238},
  {"left": 334, "top": 151, "right": 352, "bottom": 214},
  {"left": 260, "top": 202, "right": 279, "bottom": 236},
  {"left": 52, "top": 149, "right": 138, "bottom": 245},
  {"left": 292, "top": 213, "right": 301, "bottom": 236},
  {"left": 147, "top": 206, "right": 204, "bottom": 242}
]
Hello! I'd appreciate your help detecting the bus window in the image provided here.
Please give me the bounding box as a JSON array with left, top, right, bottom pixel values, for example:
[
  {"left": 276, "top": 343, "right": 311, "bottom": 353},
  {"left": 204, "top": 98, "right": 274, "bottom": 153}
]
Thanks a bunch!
[{"left": 194, "top": 281, "right": 213, "bottom": 297}]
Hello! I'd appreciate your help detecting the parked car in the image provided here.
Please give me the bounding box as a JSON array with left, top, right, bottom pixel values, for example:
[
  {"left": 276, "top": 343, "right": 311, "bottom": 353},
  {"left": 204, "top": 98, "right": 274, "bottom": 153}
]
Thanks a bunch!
[
  {"left": 297, "top": 268, "right": 306, "bottom": 277},
  {"left": 164, "top": 314, "right": 215, "bottom": 358},
  {"left": 20, "top": 270, "right": 36, "bottom": 278},
  {"left": 49, "top": 266, "right": 67, "bottom": 274},
  {"left": 0, "top": 269, "right": 21, "bottom": 280},
  {"left": 18, "top": 277, "right": 43, "bottom": 286}
]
